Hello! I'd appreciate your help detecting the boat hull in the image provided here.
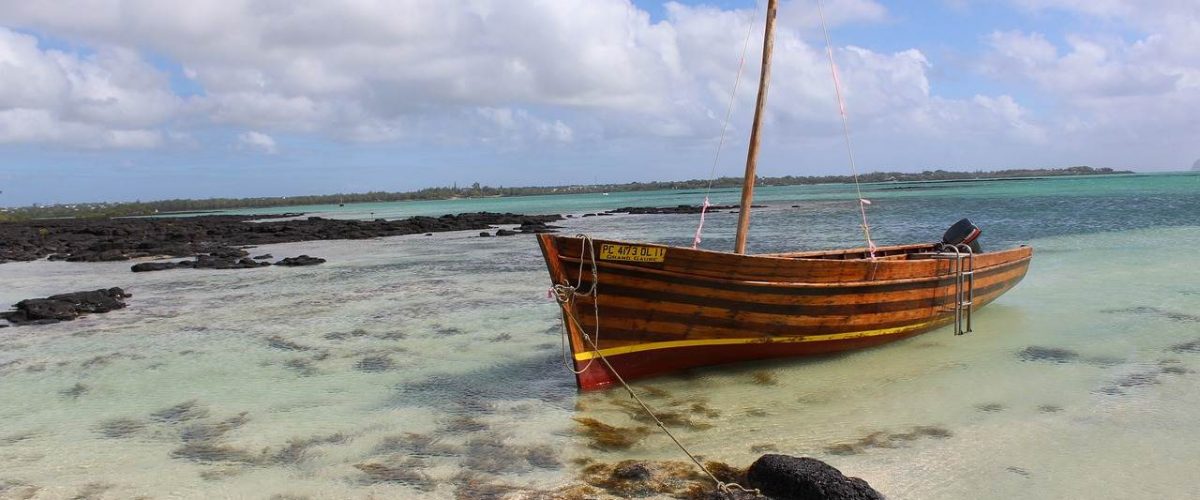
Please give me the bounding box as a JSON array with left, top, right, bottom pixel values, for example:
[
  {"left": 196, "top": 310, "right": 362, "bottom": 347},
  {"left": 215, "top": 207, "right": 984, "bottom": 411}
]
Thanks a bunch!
[{"left": 538, "top": 234, "right": 1033, "bottom": 391}]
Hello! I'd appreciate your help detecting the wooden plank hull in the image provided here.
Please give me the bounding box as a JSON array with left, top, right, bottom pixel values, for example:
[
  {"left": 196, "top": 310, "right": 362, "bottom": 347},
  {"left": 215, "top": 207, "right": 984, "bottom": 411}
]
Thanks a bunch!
[{"left": 538, "top": 234, "right": 1033, "bottom": 391}]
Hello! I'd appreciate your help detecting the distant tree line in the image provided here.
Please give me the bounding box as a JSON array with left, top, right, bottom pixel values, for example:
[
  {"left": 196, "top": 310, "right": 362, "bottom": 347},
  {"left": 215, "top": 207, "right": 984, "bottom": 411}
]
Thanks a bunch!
[{"left": 0, "top": 166, "right": 1128, "bottom": 221}]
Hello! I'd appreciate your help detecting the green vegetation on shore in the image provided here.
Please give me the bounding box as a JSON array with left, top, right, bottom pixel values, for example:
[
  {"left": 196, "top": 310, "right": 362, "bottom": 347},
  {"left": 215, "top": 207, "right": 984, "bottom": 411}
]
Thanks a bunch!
[{"left": 0, "top": 166, "right": 1128, "bottom": 221}]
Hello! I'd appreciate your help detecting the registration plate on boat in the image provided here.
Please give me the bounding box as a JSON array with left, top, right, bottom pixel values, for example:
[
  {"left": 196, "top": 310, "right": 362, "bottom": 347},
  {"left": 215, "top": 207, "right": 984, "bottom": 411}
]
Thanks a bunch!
[{"left": 599, "top": 244, "right": 666, "bottom": 263}]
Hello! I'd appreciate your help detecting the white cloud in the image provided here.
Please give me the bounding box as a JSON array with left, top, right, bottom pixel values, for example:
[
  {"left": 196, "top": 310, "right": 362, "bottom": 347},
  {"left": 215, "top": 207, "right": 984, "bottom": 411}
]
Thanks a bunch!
[
  {"left": 0, "top": 27, "right": 176, "bottom": 148},
  {"left": 237, "top": 130, "right": 277, "bottom": 154},
  {"left": 0, "top": 0, "right": 1194, "bottom": 171},
  {"left": 976, "top": 5, "right": 1199, "bottom": 167},
  {"left": 0, "top": 0, "right": 916, "bottom": 150}
]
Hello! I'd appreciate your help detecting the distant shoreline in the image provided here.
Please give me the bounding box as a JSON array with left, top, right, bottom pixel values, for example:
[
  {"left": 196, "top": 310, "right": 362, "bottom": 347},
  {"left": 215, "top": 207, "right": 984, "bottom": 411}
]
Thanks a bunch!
[{"left": 0, "top": 166, "right": 1134, "bottom": 221}]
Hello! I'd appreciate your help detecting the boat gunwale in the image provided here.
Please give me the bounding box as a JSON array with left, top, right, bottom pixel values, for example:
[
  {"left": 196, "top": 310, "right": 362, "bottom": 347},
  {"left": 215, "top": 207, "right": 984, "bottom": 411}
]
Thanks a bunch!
[
  {"left": 553, "top": 246, "right": 1032, "bottom": 289},
  {"left": 552, "top": 234, "right": 947, "bottom": 263}
]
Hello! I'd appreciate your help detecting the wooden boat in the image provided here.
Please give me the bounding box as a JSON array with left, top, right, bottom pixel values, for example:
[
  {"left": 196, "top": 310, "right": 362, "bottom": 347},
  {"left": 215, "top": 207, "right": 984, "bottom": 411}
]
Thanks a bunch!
[
  {"left": 536, "top": 0, "right": 1033, "bottom": 391},
  {"left": 539, "top": 236, "right": 1032, "bottom": 390}
]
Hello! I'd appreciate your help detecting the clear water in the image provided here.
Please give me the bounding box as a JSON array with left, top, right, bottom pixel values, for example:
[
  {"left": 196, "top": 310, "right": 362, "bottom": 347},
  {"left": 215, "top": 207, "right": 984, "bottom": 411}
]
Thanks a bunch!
[{"left": 1, "top": 173, "right": 1198, "bottom": 499}]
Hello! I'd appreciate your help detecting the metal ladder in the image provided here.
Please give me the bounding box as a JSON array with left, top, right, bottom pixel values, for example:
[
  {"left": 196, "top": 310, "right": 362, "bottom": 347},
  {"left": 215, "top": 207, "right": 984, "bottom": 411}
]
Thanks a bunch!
[{"left": 935, "top": 243, "right": 975, "bottom": 335}]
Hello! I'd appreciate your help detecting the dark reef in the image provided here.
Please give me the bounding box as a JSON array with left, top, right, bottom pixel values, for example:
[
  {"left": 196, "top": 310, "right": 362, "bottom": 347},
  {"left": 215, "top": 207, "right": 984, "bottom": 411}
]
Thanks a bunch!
[
  {"left": 1, "top": 287, "right": 131, "bottom": 325},
  {"left": 0, "top": 212, "right": 563, "bottom": 264}
]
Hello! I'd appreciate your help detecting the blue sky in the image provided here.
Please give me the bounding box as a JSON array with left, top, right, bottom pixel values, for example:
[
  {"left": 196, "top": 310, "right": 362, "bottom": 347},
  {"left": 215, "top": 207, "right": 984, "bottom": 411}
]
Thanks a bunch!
[{"left": 0, "top": 0, "right": 1196, "bottom": 206}]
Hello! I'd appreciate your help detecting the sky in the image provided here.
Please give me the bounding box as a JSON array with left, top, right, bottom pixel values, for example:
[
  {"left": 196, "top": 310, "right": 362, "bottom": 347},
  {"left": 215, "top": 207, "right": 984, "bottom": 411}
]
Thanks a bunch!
[{"left": 0, "top": 0, "right": 1197, "bottom": 206}]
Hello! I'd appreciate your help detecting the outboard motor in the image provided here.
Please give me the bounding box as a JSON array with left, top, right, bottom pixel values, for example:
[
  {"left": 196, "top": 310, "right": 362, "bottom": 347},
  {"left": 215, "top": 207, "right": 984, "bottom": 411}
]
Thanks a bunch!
[{"left": 942, "top": 218, "right": 982, "bottom": 253}]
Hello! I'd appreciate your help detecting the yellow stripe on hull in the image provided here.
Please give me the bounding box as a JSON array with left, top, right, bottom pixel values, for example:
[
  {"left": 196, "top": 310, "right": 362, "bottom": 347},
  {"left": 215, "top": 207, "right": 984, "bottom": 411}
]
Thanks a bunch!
[{"left": 572, "top": 317, "right": 948, "bottom": 361}]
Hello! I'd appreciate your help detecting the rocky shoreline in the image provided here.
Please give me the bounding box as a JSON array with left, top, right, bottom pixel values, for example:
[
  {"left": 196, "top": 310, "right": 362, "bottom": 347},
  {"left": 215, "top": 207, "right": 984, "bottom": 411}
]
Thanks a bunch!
[
  {"left": 0, "top": 212, "right": 563, "bottom": 264},
  {"left": 0, "top": 288, "right": 131, "bottom": 326},
  {"left": 0, "top": 204, "right": 748, "bottom": 265}
]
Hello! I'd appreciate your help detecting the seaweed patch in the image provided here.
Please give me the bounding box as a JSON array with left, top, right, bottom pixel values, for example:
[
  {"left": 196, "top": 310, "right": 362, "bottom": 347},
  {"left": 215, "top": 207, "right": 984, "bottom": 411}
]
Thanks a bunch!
[
  {"left": 750, "top": 443, "right": 778, "bottom": 453},
  {"left": 975, "top": 403, "right": 1006, "bottom": 413},
  {"left": 151, "top": 400, "right": 211, "bottom": 423},
  {"left": 0, "top": 430, "right": 39, "bottom": 445},
  {"left": 71, "top": 482, "right": 113, "bottom": 499},
  {"left": 266, "top": 335, "right": 312, "bottom": 351},
  {"left": 270, "top": 433, "right": 350, "bottom": 465},
  {"left": 1104, "top": 306, "right": 1200, "bottom": 323},
  {"left": 610, "top": 399, "right": 716, "bottom": 431},
  {"left": 179, "top": 413, "right": 250, "bottom": 443},
  {"left": 1006, "top": 466, "right": 1031, "bottom": 477},
  {"left": 441, "top": 416, "right": 488, "bottom": 433},
  {"left": 1169, "top": 339, "right": 1200, "bottom": 354},
  {"left": 750, "top": 371, "right": 779, "bottom": 386},
  {"left": 372, "top": 432, "right": 460, "bottom": 458},
  {"left": 574, "top": 417, "right": 651, "bottom": 451},
  {"left": 1096, "top": 362, "right": 1192, "bottom": 395},
  {"left": 0, "top": 479, "right": 40, "bottom": 498},
  {"left": 96, "top": 418, "right": 147, "bottom": 439},
  {"left": 434, "top": 325, "right": 465, "bottom": 336},
  {"left": 462, "top": 435, "right": 537, "bottom": 474},
  {"left": 170, "top": 442, "right": 264, "bottom": 465},
  {"left": 283, "top": 358, "right": 319, "bottom": 376},
  {"left": 59, "top": 382, "right": 89, "bottom": 399},
  {"left": 825, "top": 425, "right": 953, "bottom": 456},
  {"left": 81, "top": 352, "right": 145, "bottom": 369},
  {"left": 1017, "top": 346, "right": 1079, "bottom": 363},
  {"left": 354, "top": 459, "right": 434, "bottom": 490},
  {"left": 355, "top": 355, "right": 395, "bottom": 372},
  {"left": 576, "top": 459, "right": 740, "bottom": 499}
]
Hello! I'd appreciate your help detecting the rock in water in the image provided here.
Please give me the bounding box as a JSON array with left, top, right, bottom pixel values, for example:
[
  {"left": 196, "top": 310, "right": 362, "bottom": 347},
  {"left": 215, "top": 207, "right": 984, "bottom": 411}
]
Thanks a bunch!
[
  {"left": 45, "top": 288, "right": 131, "bottom": 313},
  {"left": 2, "top": 288, "right": 131, "bottom": 326},
  {"left": 131, "top": 262, "right": 180, "bottom": 272},
  {"left": 747, "top": 455, "right": 883, "bottom": 500},
  {"left": 275, "top": 255, "right": 326, "bottom": 267}
]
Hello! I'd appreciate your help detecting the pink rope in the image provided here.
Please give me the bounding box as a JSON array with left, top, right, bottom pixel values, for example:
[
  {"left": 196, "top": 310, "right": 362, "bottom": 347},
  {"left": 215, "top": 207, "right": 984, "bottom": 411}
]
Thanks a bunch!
[
  {"left": 692, "top": 9, "right": 757, "bottom": 250},
  {"left": 692, "top": 197, "right": 711, "bottom": 249},
  {"left": 819, "top": 0, "right": 876, "bottom": 259}
]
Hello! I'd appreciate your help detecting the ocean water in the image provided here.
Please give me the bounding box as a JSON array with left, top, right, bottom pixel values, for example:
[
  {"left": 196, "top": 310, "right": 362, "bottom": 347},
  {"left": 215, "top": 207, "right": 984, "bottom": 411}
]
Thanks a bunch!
[{"left": 1, "top": 173, "right": 1198, "bottom": 499}]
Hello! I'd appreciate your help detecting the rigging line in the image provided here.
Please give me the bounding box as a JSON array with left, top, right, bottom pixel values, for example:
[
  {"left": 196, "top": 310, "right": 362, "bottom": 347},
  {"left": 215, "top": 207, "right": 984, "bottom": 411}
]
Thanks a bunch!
[
  {"left": 693, "top": 7, "right": 758, "bottom": 249},
  {"left": 817, "top": 0, "right": 877, "bottom": 258},
  {"left": 550, "top": 238, "right": 760, "bottom": 497}
]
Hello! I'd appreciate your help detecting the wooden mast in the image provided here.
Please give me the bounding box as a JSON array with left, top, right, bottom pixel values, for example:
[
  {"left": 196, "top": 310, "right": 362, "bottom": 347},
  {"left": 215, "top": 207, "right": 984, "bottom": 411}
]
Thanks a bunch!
[{"left": 733, "top": 0, "right": 777, "bottom": 254}]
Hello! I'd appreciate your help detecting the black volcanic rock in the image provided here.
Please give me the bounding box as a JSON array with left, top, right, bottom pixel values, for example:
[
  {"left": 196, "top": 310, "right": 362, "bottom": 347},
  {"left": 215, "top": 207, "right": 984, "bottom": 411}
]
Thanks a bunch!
[
  {"left": 2, "top": 288, "right": 131, "bottom": 326},
  {"left": 0, "top": 211, "right": 563, "bottom": 264},
  {"left": 747, "top": 455, "right": 883, "bottom": 500},
  {"left": 275, "top": 255, "right": 326, "bottom": 267},
  {"left": 205, "top": 246, "right": 249, "bottom": 259},
  {"left": 517, "top": 222, "right": 561, "bottom": 234},
  {"left": 131, "top": 255, "right": 270, "bottom": 272},
  {"left": 194, "top": 255, "right": 271, "bottom": 269},
  {"left": 603, "top": 204, "right": 760, "bottom": 215},
  {"left": 131, "top": 262, "right": 180, "bottom": 272}
]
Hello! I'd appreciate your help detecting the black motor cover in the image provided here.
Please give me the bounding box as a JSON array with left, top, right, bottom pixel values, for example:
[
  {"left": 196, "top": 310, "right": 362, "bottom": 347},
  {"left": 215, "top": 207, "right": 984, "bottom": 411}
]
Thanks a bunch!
[{"left": 942, "top": 218, "right": 982, "bottom": 253}]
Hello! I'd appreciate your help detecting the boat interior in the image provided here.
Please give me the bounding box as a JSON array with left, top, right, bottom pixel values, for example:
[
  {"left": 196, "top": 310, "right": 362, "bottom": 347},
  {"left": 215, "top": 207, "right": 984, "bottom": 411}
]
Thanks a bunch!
[{"left": 762, "top": 243, "right": 943, "bottom": 261}]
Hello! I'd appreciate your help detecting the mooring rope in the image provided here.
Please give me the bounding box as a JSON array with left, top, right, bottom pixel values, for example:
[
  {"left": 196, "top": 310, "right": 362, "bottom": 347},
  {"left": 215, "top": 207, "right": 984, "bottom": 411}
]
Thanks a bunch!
[
  {"left": 550, "top": 234, "right": 599, "bottom": 375},
  {"left": 817, "top": 0, "right": 877, "bottom": 258},
  {"left": 551, "top": 235, "right": 760, "bottom": 497}
]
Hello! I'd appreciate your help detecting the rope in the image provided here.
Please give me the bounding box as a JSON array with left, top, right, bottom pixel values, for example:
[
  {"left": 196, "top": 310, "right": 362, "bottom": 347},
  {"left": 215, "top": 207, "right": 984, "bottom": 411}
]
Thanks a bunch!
[
  {"left": 550, "top": 234, "right": 599, "bottom": 375},
  {"left": 693, "top": 8, "right": 758, "bottom": 249},
  {"left": 817, "top": 0, "right": 877, "bottom": 258},
  {"left": 551, "top": 235, "right": 761, "bottom": 498}
]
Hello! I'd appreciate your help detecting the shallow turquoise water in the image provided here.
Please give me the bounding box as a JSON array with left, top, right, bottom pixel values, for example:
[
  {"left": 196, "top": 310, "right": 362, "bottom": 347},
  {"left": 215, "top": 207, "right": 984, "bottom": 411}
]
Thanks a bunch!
[{"left": 1, "top": 173, "right": 1199, "bottom": 498}]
